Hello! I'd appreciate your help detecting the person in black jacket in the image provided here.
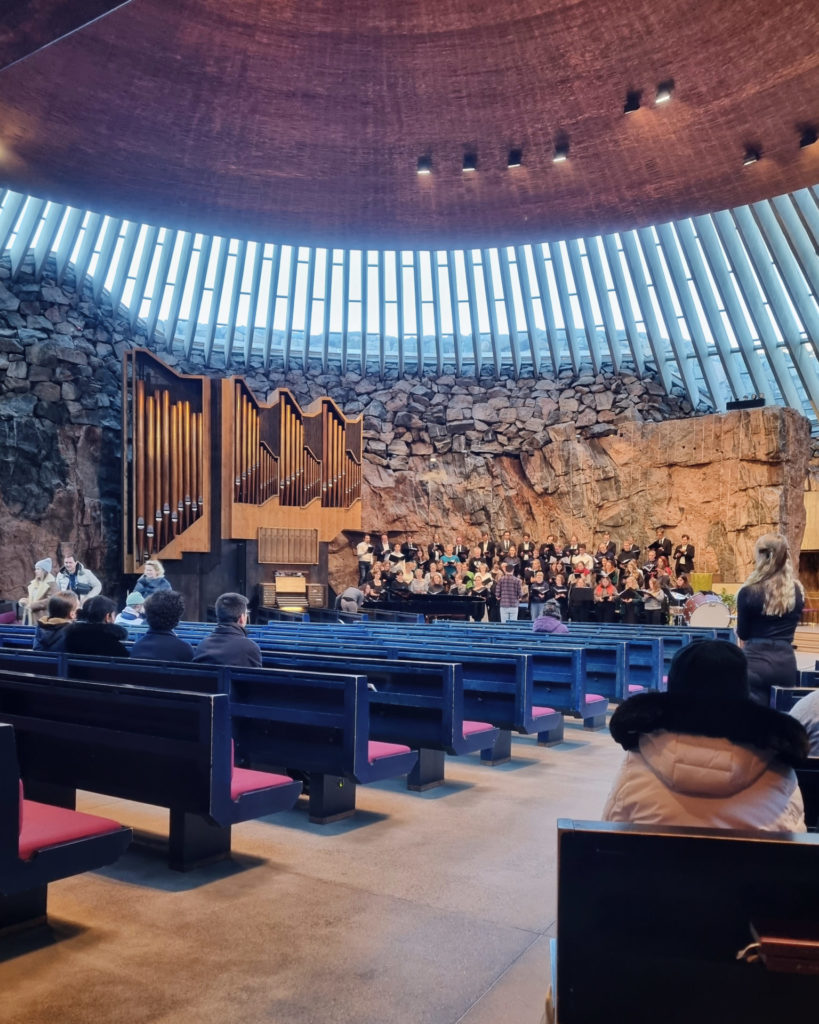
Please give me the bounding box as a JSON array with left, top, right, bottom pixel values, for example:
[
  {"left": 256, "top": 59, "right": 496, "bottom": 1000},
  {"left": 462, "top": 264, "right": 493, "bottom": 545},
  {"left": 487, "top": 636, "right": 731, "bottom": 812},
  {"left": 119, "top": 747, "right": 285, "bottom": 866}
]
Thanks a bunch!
[
  {"left": 33, "top": 592, "right": 79, "bottom": 652},
  {"left": 131, "top": 590, "right": 194, "bottom": 662},
  {"left": 193, "top": 592, "right": 262, "bottom": 668},
  {"left": 64, "top": 595, "right": 129, "bottom": 658}
]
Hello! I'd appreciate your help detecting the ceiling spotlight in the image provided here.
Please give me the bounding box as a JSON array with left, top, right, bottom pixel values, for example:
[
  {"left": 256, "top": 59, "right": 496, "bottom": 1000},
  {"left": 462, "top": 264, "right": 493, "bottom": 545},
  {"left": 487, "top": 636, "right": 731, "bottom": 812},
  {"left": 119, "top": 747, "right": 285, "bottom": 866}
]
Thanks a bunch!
[
  {"left": 417, "top": 155, "right": 432, "bottom": 175},
  {"left": 624, "top": 90, "right": 641, "bottom": 114},
  {"left": 507, "top": 147, "right": 522, "bottom": 168},
  {"left": 799, "top": 126, "right": 818, "bottom": 148},
  {"left": 553, "top": 141, "right": 569, "bottom": 163},
  {"left": 462, "top": 152, "right": 477, "bottom": 172},
  {"left": 743, "top": 146, "right": 761, "bottom": 166},
  {"left": 655, "top": 80, "right": 674, "bottom": 104}
]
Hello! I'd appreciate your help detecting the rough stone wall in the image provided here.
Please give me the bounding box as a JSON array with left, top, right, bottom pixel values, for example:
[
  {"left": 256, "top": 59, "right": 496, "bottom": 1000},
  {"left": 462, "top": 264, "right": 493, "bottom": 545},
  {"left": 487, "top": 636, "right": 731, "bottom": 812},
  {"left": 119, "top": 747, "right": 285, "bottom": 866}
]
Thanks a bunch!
[
  {"left": 335, "top": 407, "right": 808, "bottom": 594},
  {"left": 0, "top": 255, "right": 811, "bottom": 602}
]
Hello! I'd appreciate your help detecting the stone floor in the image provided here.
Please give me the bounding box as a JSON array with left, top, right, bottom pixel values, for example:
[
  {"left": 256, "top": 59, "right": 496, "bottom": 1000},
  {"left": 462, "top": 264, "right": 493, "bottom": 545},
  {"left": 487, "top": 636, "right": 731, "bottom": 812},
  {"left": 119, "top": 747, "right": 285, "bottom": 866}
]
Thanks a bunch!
[{"left": 2, "top": 721, "right": 624, "bottom": 1024}]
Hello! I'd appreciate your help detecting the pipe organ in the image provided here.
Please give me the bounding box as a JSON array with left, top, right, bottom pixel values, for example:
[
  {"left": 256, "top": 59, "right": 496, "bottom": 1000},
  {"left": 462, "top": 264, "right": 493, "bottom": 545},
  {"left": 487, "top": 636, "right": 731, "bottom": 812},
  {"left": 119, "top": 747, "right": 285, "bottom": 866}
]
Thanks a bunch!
[
  {"left": 123, "top": 351, "right": 210, "bottom": 572},
  {"left": 123, "top": 351, "right": 362, "bottom": 570}
]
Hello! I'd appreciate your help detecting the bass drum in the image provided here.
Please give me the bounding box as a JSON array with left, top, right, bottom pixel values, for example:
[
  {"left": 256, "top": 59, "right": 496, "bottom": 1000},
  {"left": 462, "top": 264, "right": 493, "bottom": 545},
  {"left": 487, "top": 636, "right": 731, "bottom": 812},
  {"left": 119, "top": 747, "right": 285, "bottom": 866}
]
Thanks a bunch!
[{"left": 683, "top": 592, "right": 731, "bottom": 627}]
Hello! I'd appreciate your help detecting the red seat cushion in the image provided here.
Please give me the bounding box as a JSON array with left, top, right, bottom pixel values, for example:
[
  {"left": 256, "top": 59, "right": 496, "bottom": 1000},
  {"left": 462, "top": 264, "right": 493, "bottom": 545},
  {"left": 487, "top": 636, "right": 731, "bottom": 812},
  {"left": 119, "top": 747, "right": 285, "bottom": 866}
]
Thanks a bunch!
[
  {"left": 19, "top": 800, "right": 122, "bottom": 862},
  {"left": 231, "top": 766, "right": 294, "bottom": 801},
  {"left": 532, "top": 705, "right": 556, "bottom": 717},
  {"left": 368, "top": 740, "right": 411, "bottom": 764},
  {"left": 586, "top": 694, "right": 605, "bottom": 703},
  {"left": 462, "top": 720, "right": 495, "bottom": 737}
]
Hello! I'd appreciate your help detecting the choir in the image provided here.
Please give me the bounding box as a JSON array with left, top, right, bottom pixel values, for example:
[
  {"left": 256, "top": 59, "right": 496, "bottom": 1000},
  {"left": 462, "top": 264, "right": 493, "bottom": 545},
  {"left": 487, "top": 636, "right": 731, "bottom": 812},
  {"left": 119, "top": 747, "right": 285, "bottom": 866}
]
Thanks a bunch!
[{"left": 351, "top": 528, "right": 698, "bottom": 624}]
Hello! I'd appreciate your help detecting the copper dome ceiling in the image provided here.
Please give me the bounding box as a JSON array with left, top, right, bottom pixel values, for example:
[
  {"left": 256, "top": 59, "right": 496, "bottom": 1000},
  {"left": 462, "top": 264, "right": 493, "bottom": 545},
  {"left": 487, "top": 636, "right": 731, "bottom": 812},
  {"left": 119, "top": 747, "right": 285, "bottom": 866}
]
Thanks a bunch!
[{"left": 0, "top": 0, "right": 817, "bottom": 248}]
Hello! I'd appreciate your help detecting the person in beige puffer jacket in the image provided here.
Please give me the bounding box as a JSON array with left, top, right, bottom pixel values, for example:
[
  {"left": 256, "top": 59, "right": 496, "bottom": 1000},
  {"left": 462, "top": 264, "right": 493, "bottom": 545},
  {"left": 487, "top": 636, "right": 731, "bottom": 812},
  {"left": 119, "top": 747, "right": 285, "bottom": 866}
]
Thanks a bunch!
[{"left": 602, "top": 639, "right": 808, "bottom": 832}]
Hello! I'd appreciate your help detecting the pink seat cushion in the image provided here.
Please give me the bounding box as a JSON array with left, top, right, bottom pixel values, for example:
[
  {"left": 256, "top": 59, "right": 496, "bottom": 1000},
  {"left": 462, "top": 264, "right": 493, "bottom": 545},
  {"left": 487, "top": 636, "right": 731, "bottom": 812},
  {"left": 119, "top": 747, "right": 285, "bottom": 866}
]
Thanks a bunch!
[
  {"left": 19, "top": 800, "right": 122, "bottom": 862},
  {"left": 0, "top": 611, "right": 17, "bottom": 624},
  {"left": 627, "top": 684, "right": 645, "bottom": 693},
  {"left": 231, "top": 766, "right": 294, "bottom": 801},
  {"left": 368, "top": 740, "right": 412, "bottom": 764},
  {"left": 532, "top": 705, "right": 556, "bottom": 717},
  {"left": 586, "top": 694, "right": 606, "bottom": 703},
  {"left": 462, "top": 720, "right": 495, "bottom": 737}
]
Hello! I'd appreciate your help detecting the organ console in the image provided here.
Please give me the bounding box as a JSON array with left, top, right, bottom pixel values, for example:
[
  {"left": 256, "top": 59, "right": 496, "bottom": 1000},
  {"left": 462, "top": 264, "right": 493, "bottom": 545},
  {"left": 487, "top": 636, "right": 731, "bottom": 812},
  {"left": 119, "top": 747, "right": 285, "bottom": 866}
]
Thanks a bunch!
[{"left": 123, "top": 351, "right": 362, "bottom": 572}]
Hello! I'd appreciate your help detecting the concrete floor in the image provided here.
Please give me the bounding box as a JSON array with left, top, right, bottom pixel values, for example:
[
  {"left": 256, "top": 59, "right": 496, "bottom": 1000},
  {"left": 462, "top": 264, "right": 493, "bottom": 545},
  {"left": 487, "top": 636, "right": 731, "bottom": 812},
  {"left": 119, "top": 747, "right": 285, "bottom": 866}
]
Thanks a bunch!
[{"left": 2, "top": 721, "right": 624, "bottom": 1024}]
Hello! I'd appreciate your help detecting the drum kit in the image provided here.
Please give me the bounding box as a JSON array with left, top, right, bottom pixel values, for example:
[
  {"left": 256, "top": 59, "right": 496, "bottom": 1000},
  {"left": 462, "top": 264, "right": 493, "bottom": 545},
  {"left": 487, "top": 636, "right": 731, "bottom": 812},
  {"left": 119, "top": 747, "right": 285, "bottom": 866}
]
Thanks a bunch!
[{"left": 668, "top": 590, "right": 731, "bottom": 627}]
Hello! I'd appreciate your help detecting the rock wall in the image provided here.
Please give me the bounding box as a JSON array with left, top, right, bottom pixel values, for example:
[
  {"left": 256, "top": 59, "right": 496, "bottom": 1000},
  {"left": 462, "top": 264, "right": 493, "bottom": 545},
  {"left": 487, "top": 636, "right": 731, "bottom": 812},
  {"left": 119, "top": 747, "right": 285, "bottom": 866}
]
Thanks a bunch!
[
  {"left": 0, "top": 254, "right": 812, "bottom": 603},
  {"left": 333, "top": 407, "right": 808, "bottom": 594}
]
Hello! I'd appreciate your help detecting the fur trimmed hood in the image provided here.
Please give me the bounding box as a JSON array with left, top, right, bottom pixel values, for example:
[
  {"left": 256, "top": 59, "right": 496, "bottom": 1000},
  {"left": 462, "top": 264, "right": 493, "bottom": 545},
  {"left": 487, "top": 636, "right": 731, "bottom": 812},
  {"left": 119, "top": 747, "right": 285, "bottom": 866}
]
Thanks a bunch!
[{"left": 609, "top": 691, "right": 808, "bottom": 768}]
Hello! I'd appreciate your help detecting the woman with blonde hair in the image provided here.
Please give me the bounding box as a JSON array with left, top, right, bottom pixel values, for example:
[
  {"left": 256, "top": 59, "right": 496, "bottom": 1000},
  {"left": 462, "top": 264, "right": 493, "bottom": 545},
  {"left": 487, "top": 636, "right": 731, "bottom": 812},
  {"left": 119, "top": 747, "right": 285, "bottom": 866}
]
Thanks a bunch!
[
  {"left": 19, "top": 558, "right": 58, "bottom": 625},
  {"left": 133, "top": 559, "right": 173, "bottom": 600},
  {"left": 737, "top": 533, "right": 804, "bottom": 705}
]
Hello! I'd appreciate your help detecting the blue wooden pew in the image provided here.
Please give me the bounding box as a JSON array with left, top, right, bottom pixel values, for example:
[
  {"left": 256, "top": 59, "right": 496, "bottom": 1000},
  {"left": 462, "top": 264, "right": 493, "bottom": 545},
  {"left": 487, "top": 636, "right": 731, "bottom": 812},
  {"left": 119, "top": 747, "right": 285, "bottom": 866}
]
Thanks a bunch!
[
  {"left": 1, "top": 722, "right": 132, "bottom": 931},
  {"left": 0, "top": 651, "right": 417, "bottom": 824},
  {"left": 0, "top": 669, "right": 302, "bottom": 870}
]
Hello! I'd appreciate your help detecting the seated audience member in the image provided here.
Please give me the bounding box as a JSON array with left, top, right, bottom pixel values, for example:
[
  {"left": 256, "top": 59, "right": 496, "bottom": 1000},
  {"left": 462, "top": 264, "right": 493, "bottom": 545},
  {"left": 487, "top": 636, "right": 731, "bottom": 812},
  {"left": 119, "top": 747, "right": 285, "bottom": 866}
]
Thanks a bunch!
[
  {"left": 133, "top": 558, "right": 173, "bottom": 600},
  {"left": 602, "top": 640, "right": 807, "bottom": 831},
  {"left": 65, "top": 595, "right": 130, "bottom": 658},
  {"left": 790, "top": 689, "right": 819, "bottom": 757},
  {"left": 115, "top": 592, "right": 146, "bottom": 632},
  {"left": 131, "top": 591, "right": 194, "bottom": 662},
  {"left": 532, "top": 599, "right": 569, "bottom": 635},
  {"left": 33, "top": 592, "right": 79, "bottom": 652},
  {"left": 19, "top": 557, "right": 58, "bottom": 625},
  {"left": 57, "top": 553, "right": 102, "bottom": 605},
  {"left": 193, "top": 592, "right": 261, "bottom": 668}
]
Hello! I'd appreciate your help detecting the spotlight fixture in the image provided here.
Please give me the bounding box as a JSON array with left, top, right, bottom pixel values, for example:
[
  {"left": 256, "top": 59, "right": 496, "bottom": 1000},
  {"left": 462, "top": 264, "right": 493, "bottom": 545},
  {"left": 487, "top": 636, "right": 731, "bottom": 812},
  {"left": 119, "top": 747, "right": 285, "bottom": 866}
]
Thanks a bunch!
[
  {"left": 799, "top": 126, "right": 818, "bottom": 148},
  {"left": 655, "top": 80, "right": 674, "bottom": 104},
  {"left": 624, "top": 90, "right": 641, "bottom": 114},
  {"left": 743, "top": 146, "right": 761, "bottom": 166},
  {"left": 553, "top": 141, "right": 569, "bottom": 163},
  {"left": 507, "top": 147, "right": 523, "bottom": 168},
  {"left": 462, "top": 152, "right": 477, "bottom": 172},
  {"left": 417, "top": 155, "right": 432, "bottom": 175}
]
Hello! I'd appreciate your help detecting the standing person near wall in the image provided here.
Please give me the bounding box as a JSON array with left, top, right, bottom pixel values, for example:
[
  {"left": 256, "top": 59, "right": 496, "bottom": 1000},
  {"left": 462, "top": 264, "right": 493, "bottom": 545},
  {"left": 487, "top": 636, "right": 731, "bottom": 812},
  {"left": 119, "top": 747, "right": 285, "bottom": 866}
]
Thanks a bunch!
[
  {"left": 355, "top": 534, "right": 375, "bottom": 585},
  {"left": 56, "top": 554, "right": 102, "bottom": 606},
  {"left": 737, "top": 533, "right": 804, "bottom": 706},
  {"left": 19, "top": 558, "right": 57, "bottom": 625}
]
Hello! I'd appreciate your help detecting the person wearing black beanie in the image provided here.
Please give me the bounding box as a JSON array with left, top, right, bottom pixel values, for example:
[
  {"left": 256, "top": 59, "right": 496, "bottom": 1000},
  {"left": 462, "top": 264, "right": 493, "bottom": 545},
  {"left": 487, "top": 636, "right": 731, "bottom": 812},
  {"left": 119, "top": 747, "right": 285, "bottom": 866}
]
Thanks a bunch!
[{"left": 602, "top": 639, "right": 808, "bottom": 831}]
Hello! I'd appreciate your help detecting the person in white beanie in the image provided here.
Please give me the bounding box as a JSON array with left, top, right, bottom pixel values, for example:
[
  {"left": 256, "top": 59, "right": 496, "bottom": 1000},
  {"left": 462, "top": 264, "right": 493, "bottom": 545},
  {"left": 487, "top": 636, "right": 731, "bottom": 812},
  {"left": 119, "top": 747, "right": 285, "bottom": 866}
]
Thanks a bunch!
[{"left": 19, "top": 557, "right": 58, "bottom": 625}]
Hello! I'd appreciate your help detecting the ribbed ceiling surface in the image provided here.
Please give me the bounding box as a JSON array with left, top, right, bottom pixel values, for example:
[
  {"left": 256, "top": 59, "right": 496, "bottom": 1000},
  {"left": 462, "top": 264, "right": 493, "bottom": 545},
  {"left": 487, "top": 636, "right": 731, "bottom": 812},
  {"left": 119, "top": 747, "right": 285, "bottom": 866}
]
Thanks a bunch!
[{"left": 0, "top": 1, "right": 817, "bottom": 248}]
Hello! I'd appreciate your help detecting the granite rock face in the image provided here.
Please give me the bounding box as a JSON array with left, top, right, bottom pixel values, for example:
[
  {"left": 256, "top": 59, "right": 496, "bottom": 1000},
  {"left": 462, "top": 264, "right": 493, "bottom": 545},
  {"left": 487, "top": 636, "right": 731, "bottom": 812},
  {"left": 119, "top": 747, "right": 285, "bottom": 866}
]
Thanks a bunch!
[
  {"left": 330, "top": 407, "right": 809, "bottom": 593},
  {"left": 0, "top": 253, "right": 811, "bottom": 603}
]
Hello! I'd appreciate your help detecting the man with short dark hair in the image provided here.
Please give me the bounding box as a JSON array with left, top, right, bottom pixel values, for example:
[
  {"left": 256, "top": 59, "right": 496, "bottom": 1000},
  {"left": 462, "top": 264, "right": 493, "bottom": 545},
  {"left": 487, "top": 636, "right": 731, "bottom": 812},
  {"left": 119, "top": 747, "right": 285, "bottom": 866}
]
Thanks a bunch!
[
  {"left": 131, "top": 590, "right": 195, "bottom": 662},
  {"left": 193, "top": 592, "right": 262, "bottom": 667},
  {"left": 495, "top": 563, "right": 523, "bottom": 623}
]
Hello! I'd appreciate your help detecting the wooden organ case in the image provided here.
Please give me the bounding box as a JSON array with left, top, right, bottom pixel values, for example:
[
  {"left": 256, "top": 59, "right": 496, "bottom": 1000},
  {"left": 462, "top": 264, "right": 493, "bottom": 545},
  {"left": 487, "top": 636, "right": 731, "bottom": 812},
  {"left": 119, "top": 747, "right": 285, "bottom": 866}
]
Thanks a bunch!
[
  {"left": 123, "top": 351, "right": 362, "bottom": 576},
  {"left": 123, "top": 351, "right": 211, "bottom": 573},
  {"left": 220, "top": 379, "right": 362, "bottom": 542}
]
